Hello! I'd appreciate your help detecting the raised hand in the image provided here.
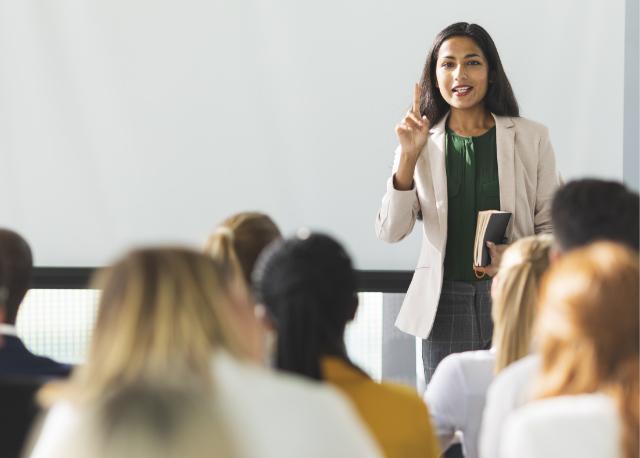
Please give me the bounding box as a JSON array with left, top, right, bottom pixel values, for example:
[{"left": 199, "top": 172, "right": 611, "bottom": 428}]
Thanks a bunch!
[
  {"left": 395, "top": 83, "right": 430, "bottom": 162},
  {"left": 393, "top": 83, "right": 430, "bottom": 191}
]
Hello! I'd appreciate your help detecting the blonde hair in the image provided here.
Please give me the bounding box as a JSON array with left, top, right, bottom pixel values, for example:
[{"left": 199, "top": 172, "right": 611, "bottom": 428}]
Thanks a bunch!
[
  {"left": 492, "top": 235, "right": 552, "bottom": 373},
  {"left": 59, "top": 383, "right": 237, "bottom": 458},
  {"left": 534, "top": 242, "right": 639, "bottom": 458},
  {"left": 204, "top": 212, "right": 281, "bottom": 286},
  {"left": 59, "top": 248, "right": 248, "bottom": 404}
]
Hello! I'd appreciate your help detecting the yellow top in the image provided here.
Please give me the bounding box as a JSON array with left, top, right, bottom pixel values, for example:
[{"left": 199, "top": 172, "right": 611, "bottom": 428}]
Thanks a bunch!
[{"left": 322, "top": 357, "right": 440, "bottom": 458}]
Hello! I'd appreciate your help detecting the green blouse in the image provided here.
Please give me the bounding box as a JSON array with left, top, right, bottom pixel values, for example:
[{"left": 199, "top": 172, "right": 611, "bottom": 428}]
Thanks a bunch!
[{"left": 443, "top": 126, "right": 500, "bottom": 282}]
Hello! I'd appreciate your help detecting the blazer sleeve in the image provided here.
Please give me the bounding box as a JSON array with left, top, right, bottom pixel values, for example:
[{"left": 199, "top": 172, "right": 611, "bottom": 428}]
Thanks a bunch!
[
  {"left": 533, "top": 127, "right": 560, "bottom": 234},
  {"left": 375, "top": 146, "right": 421, "bottom": 243}
]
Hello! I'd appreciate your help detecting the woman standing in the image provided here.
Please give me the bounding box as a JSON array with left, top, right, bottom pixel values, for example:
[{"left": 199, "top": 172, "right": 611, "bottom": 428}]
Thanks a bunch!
[{"left": 375, "top": 22, "right": 559, "bottom": 381}]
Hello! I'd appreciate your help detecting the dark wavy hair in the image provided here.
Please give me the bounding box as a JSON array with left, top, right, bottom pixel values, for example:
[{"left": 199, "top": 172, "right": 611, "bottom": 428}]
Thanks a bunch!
[
  {"left": 419, "top": 22, "right": 519, "bottom": 125},
  {"left": 252, "top": 233, "right": 359, "bottom": 380}
]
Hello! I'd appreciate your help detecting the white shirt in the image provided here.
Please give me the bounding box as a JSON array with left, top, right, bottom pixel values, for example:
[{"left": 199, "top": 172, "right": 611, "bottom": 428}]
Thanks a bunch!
[
  {"left": 499, "top": 393, "right": 620, "bottom": 458},
  {"left": 423, "top": 349, "right": 496, "bottom": 458},
  {"left": 479, "top": 354, "right": 540, "bottom": 458},
  {"left": 28, "top": 351, "right": 381, "bottom": 458}
]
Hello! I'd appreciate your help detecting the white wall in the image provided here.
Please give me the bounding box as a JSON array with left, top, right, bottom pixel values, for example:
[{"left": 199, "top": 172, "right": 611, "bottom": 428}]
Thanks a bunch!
[{"left": 0, "top": 0, "right": 626, "bottom": 269}]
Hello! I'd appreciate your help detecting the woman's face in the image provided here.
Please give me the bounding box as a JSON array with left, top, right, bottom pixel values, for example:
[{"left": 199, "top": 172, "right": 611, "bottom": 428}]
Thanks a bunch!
[{"left": 435, "top": 36, "right": 490, "bottom": 111}]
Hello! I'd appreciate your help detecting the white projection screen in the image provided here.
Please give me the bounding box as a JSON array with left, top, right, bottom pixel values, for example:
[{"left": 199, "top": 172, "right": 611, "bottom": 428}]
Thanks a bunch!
[{"left": 0, "top": 0, "right": 627, "bottom": 270}]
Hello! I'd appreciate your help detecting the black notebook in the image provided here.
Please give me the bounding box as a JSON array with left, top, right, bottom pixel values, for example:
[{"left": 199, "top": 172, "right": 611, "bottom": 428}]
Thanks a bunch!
[{"left": 473, "top": 211, "right": 512, "bottom": 267}]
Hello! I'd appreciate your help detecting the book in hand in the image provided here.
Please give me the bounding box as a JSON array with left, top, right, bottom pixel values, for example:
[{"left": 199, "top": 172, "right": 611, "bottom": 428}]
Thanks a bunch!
[{"left": 473, "top": 210, "right": 512, "bottom": 267}]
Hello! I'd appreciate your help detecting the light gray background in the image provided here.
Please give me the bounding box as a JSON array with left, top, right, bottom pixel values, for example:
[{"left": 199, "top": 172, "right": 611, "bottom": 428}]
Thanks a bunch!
[{"left": 0, "top": 0, "right": 632, "bottom": 269}]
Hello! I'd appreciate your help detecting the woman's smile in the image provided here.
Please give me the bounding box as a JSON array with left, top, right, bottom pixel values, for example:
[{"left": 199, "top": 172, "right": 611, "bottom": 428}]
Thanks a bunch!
[
  {"left": 452, "top": 85, "right": 474, "bottom": 97},
  {"left": 436, "top": 36, "right": 489, "bottom": 111}
]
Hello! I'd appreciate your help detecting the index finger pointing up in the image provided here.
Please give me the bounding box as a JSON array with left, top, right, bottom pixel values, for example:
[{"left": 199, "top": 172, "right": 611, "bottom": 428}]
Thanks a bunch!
[{"left": 413, "top": 83, "right": 421, "bottom": 116}]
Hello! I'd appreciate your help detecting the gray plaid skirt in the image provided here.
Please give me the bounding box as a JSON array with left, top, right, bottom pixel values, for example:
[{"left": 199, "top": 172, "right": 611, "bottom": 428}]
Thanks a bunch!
[{"left": 422, "top": 279, "right": 493, "bottom": 383}]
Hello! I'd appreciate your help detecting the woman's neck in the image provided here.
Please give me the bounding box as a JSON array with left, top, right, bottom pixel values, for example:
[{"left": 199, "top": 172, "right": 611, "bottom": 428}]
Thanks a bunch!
[{"left": 447, "top": 105, "right": 495, "bottom": 137}]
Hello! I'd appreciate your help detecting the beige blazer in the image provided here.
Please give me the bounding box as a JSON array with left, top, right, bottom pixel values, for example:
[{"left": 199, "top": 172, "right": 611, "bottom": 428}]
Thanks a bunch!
[{"left": 375, "top": 113, "right": 559, "bottom": 339}]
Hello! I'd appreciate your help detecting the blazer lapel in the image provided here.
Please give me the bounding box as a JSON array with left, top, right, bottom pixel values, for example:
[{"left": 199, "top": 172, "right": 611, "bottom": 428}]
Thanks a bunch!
[
  {"left": 494, "top": 114, "right": 516, "bottom": 240},
  {"left": 426, "top": 115, "right": 449, "bottom": 243}
]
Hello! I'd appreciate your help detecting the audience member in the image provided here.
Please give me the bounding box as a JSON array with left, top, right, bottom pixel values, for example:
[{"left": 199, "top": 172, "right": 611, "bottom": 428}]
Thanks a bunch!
[
  {"left": 40, "top": 383, "right": 237, "bottom": 458},
  {"left": 551, "top": 179, "right": 639, "bottom": 252},
  {"left": 204, "top": 212, "right": 281, "bottom": 286},
  {"left": 27, "top": 248, "right": 380, "bottom": 458},
  {"left": 253, "top": 233, "right": 440, "bottom": 458},
  {"left": 204, "top": 212, "right": 281, "bottom": 363},
  {"left": 424, "top": 235, "right": 551, "bottom": 458},
  {"left": 479, "top": 179, "right": 639, "bottom": 458},
  {"left": 0, "top": 229, "right": 70, "bottom": 378},
  {"left": 499, "top": 242, "right": 638, "bottom": 458}
]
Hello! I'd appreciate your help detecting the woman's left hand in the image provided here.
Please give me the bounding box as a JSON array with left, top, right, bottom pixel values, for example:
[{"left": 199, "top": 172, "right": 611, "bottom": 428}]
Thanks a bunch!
[{"left": 475, "top": 242, "right": 509, "bottom": 277}]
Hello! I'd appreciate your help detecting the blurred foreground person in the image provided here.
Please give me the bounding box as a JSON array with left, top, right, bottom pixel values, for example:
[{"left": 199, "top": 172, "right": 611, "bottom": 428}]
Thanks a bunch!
[
  {"left": 254, "top": 233, "right": 440, "bottom": 458},
  {"left": 52, "top": 383, "right": 237, "bottom": 458},
  {"left": 500, "top": 243, "right": 638, "bottom": 458},
  {"left": 425, "top": 235, "right": 551, "bottom": 458},
  {"left": 480, "top": 179, "right": 639, "bottom": 458},
  {"left": 204, "top": 212, "right": 281, "bottom": 363},
  {"left": 26, "top": 248, "right": 379, "bottom": 458},
  {"left": 0, "top": 229, "right": 70, "bottom": 377}
]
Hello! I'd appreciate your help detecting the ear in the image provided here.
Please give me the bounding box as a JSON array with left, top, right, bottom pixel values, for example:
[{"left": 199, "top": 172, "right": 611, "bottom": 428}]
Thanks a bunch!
[{"left": 0, "top": 304, "right": 6, "bottom": 324}]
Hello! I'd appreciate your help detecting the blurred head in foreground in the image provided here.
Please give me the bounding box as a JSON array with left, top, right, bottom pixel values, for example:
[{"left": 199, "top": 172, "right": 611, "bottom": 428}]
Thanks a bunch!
[
  {"left": 253, "top": 232, "right": 359, "bottom": 380},
  {"left": 0, "top": 228, "right": 32, "bottom": 325},
  {"left": 551, "top": 179, "right": 639, "bottom": 255},
  {"left": 205, "top": 212, "right": 281, "bottom": 287},
  {"left": 534, "top": 242, "right": 639, "bottom": 458},
  {"left": 59, "top": 247, "right": 251, "bottom": 404},
  {"left": 490, "top": 234, "right": 553, "bottom": 373},
  {"left": 205, "top": 212, "right": 282, "bottom": 362}
]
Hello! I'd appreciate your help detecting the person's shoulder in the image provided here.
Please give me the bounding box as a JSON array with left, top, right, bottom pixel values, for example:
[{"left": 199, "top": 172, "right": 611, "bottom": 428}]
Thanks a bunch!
[
  {"left": 28, "top": 400, "right": 80, "bottom": 458},
  {"left": 507, "top": 116, "right": 550, "bottom": 137},
  {"left": 0, "top": 336, "right": 72, "bottom": 378},
  {"left": 213, "top": 350, "right": 323, "bottom": 398},
  {"left": 28, "top": 354, "right": 72, "bottom": 377},
  {"left": 484, "top": 354, "right": 540, "bottom": 420},
  {"left": 374, "top": 379, "right": 425, "bottom": 406},
  {"left": 211, "top": 352, "right": 381, "bottom": 457},
  {"left": 491, "top": 354, "right": 540, "bottom": 393},
  {"left": 436, "top": 349, "right": 493, "bottom": 379},
  {"left": 41, "top": 400, "right": 78, "bottom": 422},
  {"left": 446, "top": 348, "right": 495, "bottom": 364},
  {"left": 213, "top": 350, "right": 364, "bottom": 413},
  {"left": 502, "top": 394, "right": 619, "bottom": 458},
  {"left": 515, "top": 393, "right": 617, "bottom": 421}
]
